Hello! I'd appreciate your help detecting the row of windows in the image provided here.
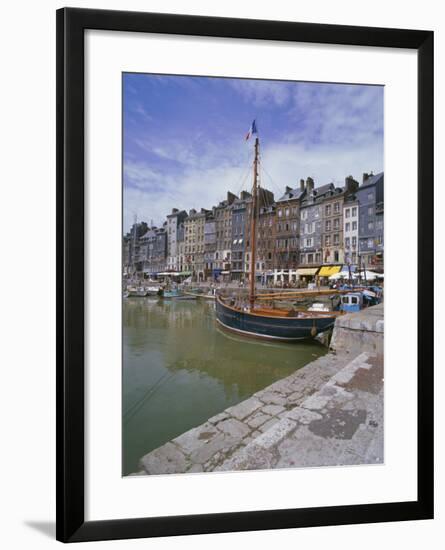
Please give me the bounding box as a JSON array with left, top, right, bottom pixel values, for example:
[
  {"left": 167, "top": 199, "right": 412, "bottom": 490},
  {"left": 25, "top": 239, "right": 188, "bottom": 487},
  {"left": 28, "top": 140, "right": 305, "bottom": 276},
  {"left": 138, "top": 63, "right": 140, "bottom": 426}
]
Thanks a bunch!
[
  {"left": 300, "top": 252, "right": 322, "bottom": 264},
  {"left": 324, "top": 202, "right": 341, "bottom": 216},
  {"left": 301, "top": 207, "right": 320, "bottom": 220},
  {"left": 277, "top": 206, "right": 298, "bottom": 218},
  {"left": 276, "top": 238, "right": 298, "bottom": 249},
  {"left": 276, "top": 222, "right": 297, "bottom": 233},
  {"left": 325, "top": 219, "right": 341, "bottom": 231},
  {"left": 360, "top": 236, "right": 383, "bottom": 249},
  {"left": 345, "top": 221, "right": 358, "bottom": 232},
  {"left": 344, "top": 236, "right": 357, "bottom": 248},
  {"left": 324, "top": 234, "right": 341, "bottom": 246},
  {"left": 344, "top": 206, "right": 358, "bottom": 218}
]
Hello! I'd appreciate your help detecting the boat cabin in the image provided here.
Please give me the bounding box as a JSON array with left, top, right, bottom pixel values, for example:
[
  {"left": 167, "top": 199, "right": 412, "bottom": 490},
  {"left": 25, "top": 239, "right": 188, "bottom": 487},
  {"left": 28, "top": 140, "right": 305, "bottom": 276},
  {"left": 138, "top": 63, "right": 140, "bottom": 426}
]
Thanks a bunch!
[{"left": 340, "top": 293, "right": 363, "bottom": 313}]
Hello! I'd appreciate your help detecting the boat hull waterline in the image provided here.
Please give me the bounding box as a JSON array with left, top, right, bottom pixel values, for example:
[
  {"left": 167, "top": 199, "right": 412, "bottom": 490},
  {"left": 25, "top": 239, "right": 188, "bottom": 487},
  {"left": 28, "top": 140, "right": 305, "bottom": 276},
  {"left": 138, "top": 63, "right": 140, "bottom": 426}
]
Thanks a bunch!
[{"left": 215, "top": 295, "right": 337, "bottom": 341}]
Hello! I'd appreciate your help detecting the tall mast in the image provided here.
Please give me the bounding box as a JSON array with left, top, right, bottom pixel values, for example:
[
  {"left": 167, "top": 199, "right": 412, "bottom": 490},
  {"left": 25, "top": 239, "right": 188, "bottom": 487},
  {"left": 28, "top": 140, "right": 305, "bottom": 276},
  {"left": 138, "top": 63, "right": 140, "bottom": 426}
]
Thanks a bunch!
[{"left": 249, "top": 137, "right": 259, "bottom": 309}]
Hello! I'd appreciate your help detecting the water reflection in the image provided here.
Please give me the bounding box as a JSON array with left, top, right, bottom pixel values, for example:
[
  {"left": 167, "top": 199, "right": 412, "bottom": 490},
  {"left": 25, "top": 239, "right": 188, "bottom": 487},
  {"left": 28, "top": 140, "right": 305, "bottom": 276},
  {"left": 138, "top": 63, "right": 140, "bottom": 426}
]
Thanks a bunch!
[{"left": 122, "top": 297, "right": 327, "bottom": 475}]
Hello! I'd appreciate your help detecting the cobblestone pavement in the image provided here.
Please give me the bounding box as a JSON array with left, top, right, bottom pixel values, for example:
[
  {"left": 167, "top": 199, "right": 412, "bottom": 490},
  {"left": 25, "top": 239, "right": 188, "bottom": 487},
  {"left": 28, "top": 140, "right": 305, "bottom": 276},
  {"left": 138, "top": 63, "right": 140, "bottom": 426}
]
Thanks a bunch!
[{"left": 135, "top": 350, "right": 383, "bottom": 475}]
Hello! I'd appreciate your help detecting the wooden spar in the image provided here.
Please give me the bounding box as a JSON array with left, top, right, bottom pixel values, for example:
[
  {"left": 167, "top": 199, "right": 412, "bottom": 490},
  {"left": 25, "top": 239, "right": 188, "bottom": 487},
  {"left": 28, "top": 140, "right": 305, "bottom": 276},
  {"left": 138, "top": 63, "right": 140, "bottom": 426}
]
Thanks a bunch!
[
  {"left": 254, "top": 288, "right": 365, "bottom": 300},
  {"left": 249, "top": 137, "right": 259, "bottom": 310}
]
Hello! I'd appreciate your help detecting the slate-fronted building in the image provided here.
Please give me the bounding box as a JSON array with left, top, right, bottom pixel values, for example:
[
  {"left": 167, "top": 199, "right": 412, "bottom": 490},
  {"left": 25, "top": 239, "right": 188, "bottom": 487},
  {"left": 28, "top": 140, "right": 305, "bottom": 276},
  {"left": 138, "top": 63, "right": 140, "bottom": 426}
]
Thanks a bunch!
[
  {"left": 356, "top": 172, "right": 384, "bottom": 270},
  {"left": 299, "top": 178, "right": 324, "bottom": 268},
  {"left": 230, "top": 191, "right": 250, "bottom": 281},
  {"left": 204, "top": 214, "right": 217, "bottom": 277}
]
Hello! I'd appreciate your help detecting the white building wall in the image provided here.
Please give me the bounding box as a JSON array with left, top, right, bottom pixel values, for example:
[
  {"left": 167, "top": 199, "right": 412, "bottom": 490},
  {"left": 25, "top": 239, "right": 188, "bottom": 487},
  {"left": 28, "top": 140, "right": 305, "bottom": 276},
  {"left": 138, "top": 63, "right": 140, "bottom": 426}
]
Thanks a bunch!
[{"left": 343, "top": 203, "right": 359, "bottom": 265}]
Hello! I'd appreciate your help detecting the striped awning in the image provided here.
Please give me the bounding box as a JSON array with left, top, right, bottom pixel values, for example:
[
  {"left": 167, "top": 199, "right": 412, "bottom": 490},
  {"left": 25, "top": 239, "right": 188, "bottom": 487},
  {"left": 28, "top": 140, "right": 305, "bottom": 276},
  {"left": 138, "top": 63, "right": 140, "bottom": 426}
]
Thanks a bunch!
[
  {"left": 297, "top": 268, "right": 319, "bottom": 276},
  {"left": 318, "top": 265, "right": 342, "bottom": 277}
]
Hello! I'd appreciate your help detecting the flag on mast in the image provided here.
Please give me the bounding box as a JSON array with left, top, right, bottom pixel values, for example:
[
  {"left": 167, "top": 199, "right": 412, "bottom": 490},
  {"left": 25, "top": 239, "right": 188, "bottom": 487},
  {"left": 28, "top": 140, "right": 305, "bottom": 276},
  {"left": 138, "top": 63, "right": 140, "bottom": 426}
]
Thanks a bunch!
[{"left": 245, "top": 119, "right": 258, "bottom": 141}]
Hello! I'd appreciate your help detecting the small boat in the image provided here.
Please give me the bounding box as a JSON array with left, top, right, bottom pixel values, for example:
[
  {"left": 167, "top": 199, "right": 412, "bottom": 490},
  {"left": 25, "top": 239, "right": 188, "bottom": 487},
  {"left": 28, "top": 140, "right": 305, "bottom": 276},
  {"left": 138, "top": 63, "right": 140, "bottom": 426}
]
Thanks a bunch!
[
  {"left": 215, "top": 127, "right": 340, "bottom": 341},
  {"left": 184, "top": 290, "right": 216, "bottom": 301},
  {"left": 159, "top": 288, "right": 183, "bottom": 299},
  {"left": 145, "top": 285, "right": 162, "bottom": 296},
  {"left": 336, "top": 290, "right": 382, "bottom": 313},
  {"left": 127, "top": 286, "right": 149, "bottom": 297}
]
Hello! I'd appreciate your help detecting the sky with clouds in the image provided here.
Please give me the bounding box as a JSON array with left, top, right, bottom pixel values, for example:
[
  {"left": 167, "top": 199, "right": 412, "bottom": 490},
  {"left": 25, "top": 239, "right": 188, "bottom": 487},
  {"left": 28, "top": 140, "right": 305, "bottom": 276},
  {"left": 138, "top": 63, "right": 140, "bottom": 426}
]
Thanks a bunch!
[{"left": 123, "top": 73, "right": 383, "bottom": 233}]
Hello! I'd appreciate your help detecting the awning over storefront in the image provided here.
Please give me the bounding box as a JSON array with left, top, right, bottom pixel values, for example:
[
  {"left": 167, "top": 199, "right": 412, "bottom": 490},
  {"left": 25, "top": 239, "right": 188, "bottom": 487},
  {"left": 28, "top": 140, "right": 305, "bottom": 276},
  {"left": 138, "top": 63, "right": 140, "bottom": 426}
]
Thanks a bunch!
[
  {"left": 297, "top": 267, "right": 319, "bottom": 276},
  {"left": 340, "top": 264, "right": 357, "bottom": 273},
  {"left": 318, "top": 266, "right": 342, "bottom": 277},
  {"left": 178, "top": 271, "right": 192, "bottom": 276}
]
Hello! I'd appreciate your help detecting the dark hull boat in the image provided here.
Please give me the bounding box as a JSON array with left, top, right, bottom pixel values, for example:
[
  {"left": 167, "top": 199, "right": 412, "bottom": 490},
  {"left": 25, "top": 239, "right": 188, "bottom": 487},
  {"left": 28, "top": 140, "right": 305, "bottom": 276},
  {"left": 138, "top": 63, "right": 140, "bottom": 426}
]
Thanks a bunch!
[
  {"left": 214, "top": 126, "right": 339, "bottom": 342},
  {"left": 216, "top": 295, "right": 338, "bottom": 341}
]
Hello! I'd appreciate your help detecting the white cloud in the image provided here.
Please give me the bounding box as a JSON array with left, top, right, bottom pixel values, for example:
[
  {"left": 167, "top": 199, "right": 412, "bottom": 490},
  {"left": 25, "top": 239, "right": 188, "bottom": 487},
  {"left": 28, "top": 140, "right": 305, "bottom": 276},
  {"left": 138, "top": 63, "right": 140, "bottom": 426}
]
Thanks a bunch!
[
  {"left": 229, "top": 79, "right": 291, "bottom": 107},
  {"left": 123, "top": 137, "right": 382, "bottom": 232},
  {"left": 288, "top": 84, "right": 383, "bottom": 146}
]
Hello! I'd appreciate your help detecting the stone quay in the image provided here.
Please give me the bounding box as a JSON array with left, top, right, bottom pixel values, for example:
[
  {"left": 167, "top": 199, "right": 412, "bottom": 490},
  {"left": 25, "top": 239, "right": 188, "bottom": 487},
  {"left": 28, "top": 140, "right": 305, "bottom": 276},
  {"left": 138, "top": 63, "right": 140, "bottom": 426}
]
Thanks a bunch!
[{"left": 132, "top": 304, "right": 384, "bottom": 475}]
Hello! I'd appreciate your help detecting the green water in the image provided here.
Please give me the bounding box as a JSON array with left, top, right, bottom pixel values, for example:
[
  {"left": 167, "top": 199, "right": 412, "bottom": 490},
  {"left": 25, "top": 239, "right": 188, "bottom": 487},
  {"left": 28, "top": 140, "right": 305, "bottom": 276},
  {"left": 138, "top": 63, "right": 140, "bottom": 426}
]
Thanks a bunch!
[{"left": 122, "top": 297, "right": 327, "bottom": 475}]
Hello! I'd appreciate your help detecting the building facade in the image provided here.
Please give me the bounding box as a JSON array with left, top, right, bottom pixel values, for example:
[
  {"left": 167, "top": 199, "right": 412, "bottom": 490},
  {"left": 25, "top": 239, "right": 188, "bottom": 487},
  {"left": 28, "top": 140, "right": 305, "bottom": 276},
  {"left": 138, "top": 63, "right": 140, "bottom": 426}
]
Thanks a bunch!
[
  {"left": 138, "top": 225, "right": 167, "bottom": 275},
  {"left": 183, "top": 209, "right": 207, "bottom": 277},
  {"left": 245, "top": 188, "right": 274, "bottom": 279},
  {"left": 204, "top": 215, "right": 217, "bottom": 276},
  {"left": 321, "top": 185, "right": 345, "bottom": 265},
  {"left": 356, "top": 172, "right": 384, "bottom": 270},
  {"left": 257, "top": 204, "right": 276, "bottom": 275},
  {"left": 299, "top": 178, "right": 323, "bottom": 267},
  {"left": 273, "top": 183, "right": 305, "bottom": 270},
  {"left": 166, "top": 208, "right": 188, "bottom": 272},
  {"left": 230, "top": 191, "right": 250, "bottom": 281},
  {"left": 177, "top": 221, "right": 186, "bottom": 273},
  {"left": 214, "top": 192, "right": 237, "bottom": 275}
]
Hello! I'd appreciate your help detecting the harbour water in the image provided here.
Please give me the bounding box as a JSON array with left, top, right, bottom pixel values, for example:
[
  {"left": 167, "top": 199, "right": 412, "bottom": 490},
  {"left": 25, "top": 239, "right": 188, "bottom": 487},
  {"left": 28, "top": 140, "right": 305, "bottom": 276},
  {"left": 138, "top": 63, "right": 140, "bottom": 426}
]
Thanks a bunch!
[{"left": 123, "top": 297, "right": 328, "bottom": 475}]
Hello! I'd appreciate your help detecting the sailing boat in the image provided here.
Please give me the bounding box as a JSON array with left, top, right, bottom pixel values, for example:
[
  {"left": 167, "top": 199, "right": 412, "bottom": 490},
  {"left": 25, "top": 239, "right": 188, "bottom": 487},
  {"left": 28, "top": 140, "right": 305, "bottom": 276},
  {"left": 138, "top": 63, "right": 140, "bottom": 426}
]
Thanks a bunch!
[{"left": 215, "top": 127, "right": 340, "bottom": 341}]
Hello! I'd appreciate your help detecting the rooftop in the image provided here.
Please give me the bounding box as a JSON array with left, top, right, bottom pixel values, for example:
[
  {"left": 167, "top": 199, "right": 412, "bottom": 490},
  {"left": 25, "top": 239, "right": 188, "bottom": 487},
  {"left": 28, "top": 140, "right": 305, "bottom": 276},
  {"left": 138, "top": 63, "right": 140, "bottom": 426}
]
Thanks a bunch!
[{"left": 360, "top": 172, "right": 384, "bottom": 189}]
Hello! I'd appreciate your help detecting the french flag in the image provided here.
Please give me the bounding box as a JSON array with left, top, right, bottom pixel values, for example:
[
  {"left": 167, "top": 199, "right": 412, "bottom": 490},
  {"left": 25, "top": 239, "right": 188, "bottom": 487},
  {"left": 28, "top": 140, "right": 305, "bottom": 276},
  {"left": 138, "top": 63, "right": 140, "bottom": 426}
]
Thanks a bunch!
[{"left": 245, "top": 119, "right": 258, "bottom": 141}]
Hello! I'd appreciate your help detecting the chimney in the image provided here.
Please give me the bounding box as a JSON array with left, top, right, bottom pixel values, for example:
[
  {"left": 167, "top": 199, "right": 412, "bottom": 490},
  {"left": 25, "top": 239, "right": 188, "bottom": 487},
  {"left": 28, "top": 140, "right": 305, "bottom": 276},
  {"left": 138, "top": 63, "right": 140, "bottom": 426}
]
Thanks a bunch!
[
  {"left": 227, "top": 191, "right": 237, "bottom": 205},
  {"left": 300, "top": 179, "right": 305, "bottom": 192},
  {"left": 362, "top": 172, "right": 370, "bottom": 184},
  {"left": 285, "top": 185, "right": 292, "bottom": 194},
  {"left": 240, "top": 190, "right": 251, "bottom": 201},
  {"left": 306, "top": 177, "right": 314, "bottom": 192},
  {"left": 171, "top": 208, "right": 179, "bottom": 214},
  {"left": 345, "top": 175, "right": 358, "bottom": 194},
  {"left": 189, "top": 208, "right": 196, "bottom": 216}
]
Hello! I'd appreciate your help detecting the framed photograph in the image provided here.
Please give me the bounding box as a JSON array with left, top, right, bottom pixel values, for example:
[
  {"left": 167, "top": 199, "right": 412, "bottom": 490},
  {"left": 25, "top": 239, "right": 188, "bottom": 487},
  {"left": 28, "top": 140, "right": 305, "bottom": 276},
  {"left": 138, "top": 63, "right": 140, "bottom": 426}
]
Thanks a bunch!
[{"left": 57, "top": 7, "right": 434, "bottom": 542}]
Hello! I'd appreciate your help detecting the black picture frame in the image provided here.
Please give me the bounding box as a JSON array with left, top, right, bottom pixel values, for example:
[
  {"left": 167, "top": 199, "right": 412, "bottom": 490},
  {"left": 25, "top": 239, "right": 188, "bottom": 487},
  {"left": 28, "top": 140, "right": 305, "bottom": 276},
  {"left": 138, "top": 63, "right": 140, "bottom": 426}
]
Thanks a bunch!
[{"left": 56, "top": 7, "right": 434, "bottom": 543}]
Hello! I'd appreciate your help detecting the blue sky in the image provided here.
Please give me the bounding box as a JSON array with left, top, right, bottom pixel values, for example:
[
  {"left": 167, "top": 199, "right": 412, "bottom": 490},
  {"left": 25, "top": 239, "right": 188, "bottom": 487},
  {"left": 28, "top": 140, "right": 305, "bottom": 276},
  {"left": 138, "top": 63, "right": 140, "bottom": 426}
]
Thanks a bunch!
[{"left": 123, "top": 73, "right": 383, "bottom": 232}]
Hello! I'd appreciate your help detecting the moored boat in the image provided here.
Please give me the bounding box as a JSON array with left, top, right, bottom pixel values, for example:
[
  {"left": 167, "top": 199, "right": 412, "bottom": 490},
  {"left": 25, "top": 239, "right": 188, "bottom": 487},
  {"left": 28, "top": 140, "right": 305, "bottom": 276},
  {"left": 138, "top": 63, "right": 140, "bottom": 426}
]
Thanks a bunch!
[
  {"left": 215, "top": 124, "right": 339, "bottom": 341},
  {"left": 184, "top": 290, "right": 216, "bottom": 301},
  {"left": 127, "top": 286, "right": 149, "bottom": 297},
  {"left": 216, "top": 295, "right": 338, "bottom": 341},
  {"left": 159, "top": 288, "right": 183, "bottom": 299}
]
